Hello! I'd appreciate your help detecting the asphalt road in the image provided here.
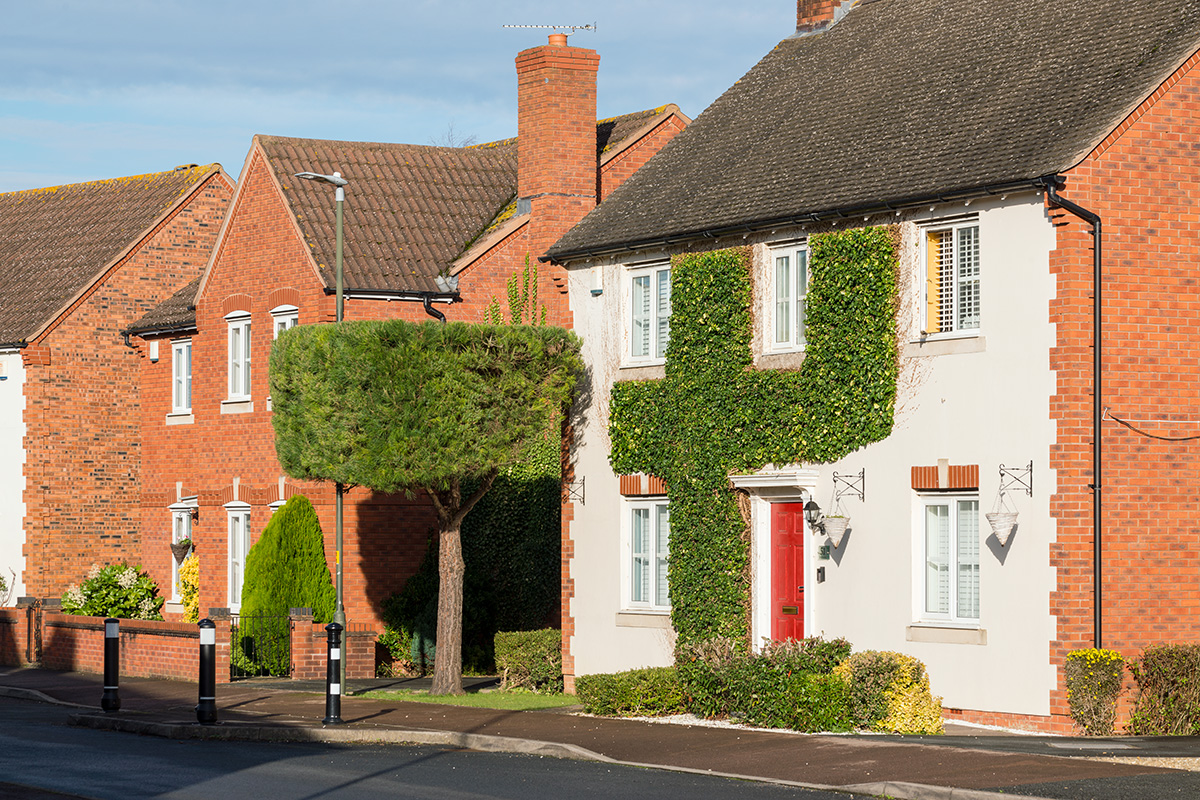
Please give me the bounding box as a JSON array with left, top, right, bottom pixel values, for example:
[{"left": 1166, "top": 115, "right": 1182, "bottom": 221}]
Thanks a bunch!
[{"left": 0, "top": 698, "right": 871, "bottom": 800}]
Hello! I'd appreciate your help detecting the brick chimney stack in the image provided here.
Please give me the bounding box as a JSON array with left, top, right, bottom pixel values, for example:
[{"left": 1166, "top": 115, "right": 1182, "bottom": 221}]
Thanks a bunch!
[
  {"left": 796, "top": 0, "right": 841, "bottom": 35},
  {"left": 516, "top": 35, "right": 600, "bottom": 262}
]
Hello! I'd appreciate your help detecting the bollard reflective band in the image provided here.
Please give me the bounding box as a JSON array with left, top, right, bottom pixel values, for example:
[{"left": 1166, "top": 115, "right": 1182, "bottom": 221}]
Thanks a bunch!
[
  {"left": 330, "top": 683, "right": 341, "bottom": 695},
  {"left": 104, "top": 685, "right": 118, "bottom": 691},
  {"left": 199, "top": 696, "right": 215, "bottom": 701},
  {"left": 331, "top": 648, "right": 340, "bottom": 660},
  {"left": 200, "top": 628, "right": 215, "bottom": 646},
  {"left": 105, "top": 621, "right": 118, "bottom": 638}
]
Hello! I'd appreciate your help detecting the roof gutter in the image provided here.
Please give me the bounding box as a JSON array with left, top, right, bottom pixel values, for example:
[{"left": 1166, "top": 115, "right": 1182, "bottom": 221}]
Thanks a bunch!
[
  {"left": 1041, "top": 173, "right": 1105, "bottom": 650},
  {"left": 542, "top": 177, "right": 1048, "bottom": 264}
]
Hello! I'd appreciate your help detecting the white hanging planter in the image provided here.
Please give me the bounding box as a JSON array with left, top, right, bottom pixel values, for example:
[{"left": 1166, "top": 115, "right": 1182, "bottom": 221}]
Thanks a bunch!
[
  {"left": 822, "top": 516, "right": 850, "bottom": 548},
  {"left": 986, "top": 511, "right": 1018, "bottom": 547}
]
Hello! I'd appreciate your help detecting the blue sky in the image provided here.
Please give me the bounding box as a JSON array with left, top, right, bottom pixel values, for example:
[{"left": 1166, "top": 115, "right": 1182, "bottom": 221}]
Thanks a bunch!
[{"left": 0, "top": 1, "right": 794, "bottom": 193}]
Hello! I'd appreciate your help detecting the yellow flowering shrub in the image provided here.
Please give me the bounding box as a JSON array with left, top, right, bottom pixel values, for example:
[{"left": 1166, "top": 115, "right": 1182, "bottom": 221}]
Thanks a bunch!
[
  {"left": 179, "top": 553, "right": 199, "bottom": 623},
  {"left": 835, "top": 650, "right": 944, "bottom": 734},
  {"left": 1064, "top": 648, "right": 1124, "bottom": 735}
]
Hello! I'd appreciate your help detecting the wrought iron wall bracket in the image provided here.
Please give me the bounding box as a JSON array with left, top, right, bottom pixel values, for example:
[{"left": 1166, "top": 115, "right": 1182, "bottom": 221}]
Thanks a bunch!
[
  {"left": 999, "top": 461, "right": 1033, "bottom": 497},
  {"left": 832, "top": 469, "right": 865, "bottom": 503}
]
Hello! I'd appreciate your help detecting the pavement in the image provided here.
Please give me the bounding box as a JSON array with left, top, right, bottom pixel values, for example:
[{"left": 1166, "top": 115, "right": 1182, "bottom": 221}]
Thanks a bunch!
[{"left": 3, "top": 667, "right": 1200, "bottom": 800}]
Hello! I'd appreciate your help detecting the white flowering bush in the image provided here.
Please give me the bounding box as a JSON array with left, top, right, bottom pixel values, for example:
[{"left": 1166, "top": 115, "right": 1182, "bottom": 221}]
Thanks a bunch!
[{"left": 60, "top": 563, "right": 164, "bottom": 620}]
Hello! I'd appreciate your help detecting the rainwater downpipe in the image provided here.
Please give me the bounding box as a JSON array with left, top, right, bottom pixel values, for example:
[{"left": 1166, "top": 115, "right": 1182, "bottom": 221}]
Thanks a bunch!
[{"left": 1044, "top": 176, "right": 1104, "bottom": 649}]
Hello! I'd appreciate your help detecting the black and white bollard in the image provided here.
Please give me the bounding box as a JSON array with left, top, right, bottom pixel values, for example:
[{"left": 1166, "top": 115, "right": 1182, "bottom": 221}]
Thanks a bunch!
[
  {"left": 323, "top": 622, "right": 344, "bottom": 725},
  {"left": 195, "top": 618, "right": 218, "bottom": 725},
  {"left": 100, "top": 618, "right": 120, "bottom": 712}
]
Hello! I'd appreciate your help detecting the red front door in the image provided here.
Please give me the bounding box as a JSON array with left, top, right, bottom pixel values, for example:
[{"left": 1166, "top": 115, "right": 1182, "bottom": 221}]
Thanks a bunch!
[{"left": 771, "top": 502, "right": 805, "bottom": 641}]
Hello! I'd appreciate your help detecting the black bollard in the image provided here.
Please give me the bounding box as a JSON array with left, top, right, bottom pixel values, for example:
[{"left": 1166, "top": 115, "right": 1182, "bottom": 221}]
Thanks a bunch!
[
  {"left": 323, "top": 622, "right": 344, "bottom": 725},
  {"left": 195, "top": 619, "right": 218, "bottom": 724},
  {"left": 100, "top": 618, "right": 120, "bottom": 712}
]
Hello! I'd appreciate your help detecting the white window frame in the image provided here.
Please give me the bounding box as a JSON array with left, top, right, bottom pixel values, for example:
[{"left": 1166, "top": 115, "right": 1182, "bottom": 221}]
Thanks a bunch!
[
  {"left": 623, "top": 498, "right": 671, "bottom": 612},
  {"left": 917, "top": 494, "right": 980, "bottom": 625},
  {"left": 226, "top": 502, "right": 251, "bottom": 610},
  {"left": 171, "top": 339, "right": 192, "bottom": 414},
  {"left": 626, "top": 262, "right": 671, "bottom": 364},
  {"left": 769, "top": 242, "right": 809, "bottom": 352},
  {"left": 226, "top": 312, "right": 252, "bottom": 400},
  {"left": 921, "top": 221, "right": 981, "bottom": 338},
  {"left": 168, "top": 497, "right": 197, "bottom": 603},
  {"left": 271, "top": 305, "right": 299, "bottom": 339}
]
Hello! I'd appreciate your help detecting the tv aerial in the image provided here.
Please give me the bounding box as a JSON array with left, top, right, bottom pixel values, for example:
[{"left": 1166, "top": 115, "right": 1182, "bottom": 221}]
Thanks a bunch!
[{"left": 502, "top": 23, "right": 597, "bottom": 40}]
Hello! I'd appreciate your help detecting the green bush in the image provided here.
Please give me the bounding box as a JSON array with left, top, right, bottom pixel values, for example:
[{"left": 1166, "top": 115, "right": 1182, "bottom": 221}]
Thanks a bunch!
[
  {"left": 236, "top": 495, "right": 336, "bottom": 676},
  {"left": 834, "top": 651, "right": 943, "bottom": 734},
  {"left": 1127, "top": 644, "right": 1200, "bottom": 735},
  {"left": 576, "top": 667, "right": 687, "bottom": 716},
  {"left": 495, "top": 629, "right": 562, "bottom": 692},
  {"left": 61, "top": 563, "right": 163, "bottom": 620},
  {"left": 1064, "top": 648, "right": 1125, "bottom": 735},
  {"left": 676, "top": 635, "right": 853, "bottom": 723}
]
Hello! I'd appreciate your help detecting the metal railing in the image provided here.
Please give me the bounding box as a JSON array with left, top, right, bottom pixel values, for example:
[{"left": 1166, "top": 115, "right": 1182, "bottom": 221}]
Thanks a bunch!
[{"left": 228, "top": 612, "right": 292, "bottom": 679}]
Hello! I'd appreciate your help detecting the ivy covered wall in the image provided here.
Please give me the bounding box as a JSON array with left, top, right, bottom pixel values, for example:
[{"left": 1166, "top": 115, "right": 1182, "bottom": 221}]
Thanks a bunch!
[{"left": 608, "top": 227, "right": 900, "bottom": 646}]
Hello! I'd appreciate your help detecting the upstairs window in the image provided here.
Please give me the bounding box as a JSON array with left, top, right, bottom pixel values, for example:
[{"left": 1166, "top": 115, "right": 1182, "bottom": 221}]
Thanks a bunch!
[
  {"left": 629, "top": 262, "right": 671, "bottom": 362},
  {"left": 771, "top": 243, "right": 808, "bottom": 351},
  {"left": 272, "top": 305, "right": 299, "bottom": 338},
  {"left": 226, "top": 313, "right": 251, "bottom": 400},
  {"left": 172, "top": 339, "right": 192, "bottom": 414},
  {"left": 923, "top": 222, "right": 980, "bottom": 336}
]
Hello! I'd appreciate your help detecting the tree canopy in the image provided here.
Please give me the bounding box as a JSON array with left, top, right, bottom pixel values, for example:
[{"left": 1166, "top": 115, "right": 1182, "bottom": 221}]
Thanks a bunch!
[{"left": 269, "top": 318, "right": 582, "bottom": 693}]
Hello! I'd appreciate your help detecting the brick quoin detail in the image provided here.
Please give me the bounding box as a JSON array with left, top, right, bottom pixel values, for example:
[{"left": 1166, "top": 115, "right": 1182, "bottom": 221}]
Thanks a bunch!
[{"left": 1043, "top": 54, "right": 1200, "bottom": 731}]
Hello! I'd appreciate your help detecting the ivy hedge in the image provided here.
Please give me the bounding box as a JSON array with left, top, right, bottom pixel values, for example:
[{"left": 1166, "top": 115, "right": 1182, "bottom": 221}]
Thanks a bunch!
[{"left": 609, "top": 228, "right": 899, "bottom": 645}]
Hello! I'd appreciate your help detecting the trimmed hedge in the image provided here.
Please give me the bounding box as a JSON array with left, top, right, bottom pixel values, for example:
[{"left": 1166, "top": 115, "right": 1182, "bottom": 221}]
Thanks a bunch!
[
  {"left": 576, "top": 667, "right": 687, "bottom": 717},
  {"left": 495, "top": 629, "right": 562, "bottom": 692},
  {"left": 1127, "top": 644, "right": 1200, "bottom": 735}
]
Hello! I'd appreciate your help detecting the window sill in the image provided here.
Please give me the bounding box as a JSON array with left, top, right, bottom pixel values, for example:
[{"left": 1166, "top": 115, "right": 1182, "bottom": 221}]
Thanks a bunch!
[
  {"left": 759, "top": 350, "right": 806, "bottom": 370},
  {"left": 906, "top": 624, "right": 987, "bottom": 645},
  {"left": 221, "top": 399, "right": 254, "bottom": 415},
  {"left": 903, "top": 335, "right": 985, "bottom": 358},
  {"left": 618, "top": 363, "right": 666, "bottom": 380},
  {"left": 615, "top": 611, "right": 672, "bottom": 629},
  {"left": 165, "top": 412, "right": 194, "bottom": 426},
  {"left": 164, "top": 601, "right": 184, "bottom": 614}
]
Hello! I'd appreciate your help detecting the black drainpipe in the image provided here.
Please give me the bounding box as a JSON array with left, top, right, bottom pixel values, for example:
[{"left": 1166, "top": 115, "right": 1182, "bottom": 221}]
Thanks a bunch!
[
  {"left": 1044, "top": 175, "right": 1104, "bottom": 649},
  {"left": 422, "top": 295, "right": 447, "bottom": 324}
]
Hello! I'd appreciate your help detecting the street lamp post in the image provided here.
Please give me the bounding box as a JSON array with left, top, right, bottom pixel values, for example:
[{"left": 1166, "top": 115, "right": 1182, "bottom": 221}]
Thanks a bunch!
[{"left": 295, "top": 170, "right": 349, "bottom": 683}]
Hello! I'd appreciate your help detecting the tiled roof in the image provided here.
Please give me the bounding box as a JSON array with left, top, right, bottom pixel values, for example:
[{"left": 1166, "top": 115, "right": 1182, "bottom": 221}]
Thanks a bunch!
[
  {"left": 124, "top": 276, "right": 201, "bottom": 336},
  {"left": 263, "top": 135, "right": 519, "bottom": 295},
  {"left": 0, "top": 166, "right": 223, "bottom": 345},
  {"left": 547, "top": 0, "right": 1200, "bottom": 260}
]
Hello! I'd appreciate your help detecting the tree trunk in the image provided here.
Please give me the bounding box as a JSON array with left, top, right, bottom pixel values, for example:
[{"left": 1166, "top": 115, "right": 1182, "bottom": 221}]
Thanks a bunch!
[{"left": 430, "top": 517, "right": 466, "bottom": 695}]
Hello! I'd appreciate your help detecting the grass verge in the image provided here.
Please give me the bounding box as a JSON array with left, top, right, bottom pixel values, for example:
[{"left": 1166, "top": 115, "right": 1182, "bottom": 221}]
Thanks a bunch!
[{"left": 358, "top": 689, "right": 580, "bottom": 711}]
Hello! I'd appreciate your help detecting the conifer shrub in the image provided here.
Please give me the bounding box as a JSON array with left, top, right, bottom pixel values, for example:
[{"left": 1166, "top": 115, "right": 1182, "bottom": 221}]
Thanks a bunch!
[{"left": 235, "top": 495, "right": 336, "bottom": 676}]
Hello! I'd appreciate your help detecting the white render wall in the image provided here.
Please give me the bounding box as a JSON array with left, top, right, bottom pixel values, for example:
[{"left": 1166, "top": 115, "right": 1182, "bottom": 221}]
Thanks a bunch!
[
  {"left": 565, "top": 192, "right": 1059, "bottom": 717},
  {"left": 0, "top": 351, "right": 26, "bottom": 600}
]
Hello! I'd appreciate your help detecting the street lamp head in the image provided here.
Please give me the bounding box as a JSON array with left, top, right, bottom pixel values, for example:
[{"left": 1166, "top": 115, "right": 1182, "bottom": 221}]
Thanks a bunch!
[{"left": 295, "top": 171, "right": 349, "bottom": 187}]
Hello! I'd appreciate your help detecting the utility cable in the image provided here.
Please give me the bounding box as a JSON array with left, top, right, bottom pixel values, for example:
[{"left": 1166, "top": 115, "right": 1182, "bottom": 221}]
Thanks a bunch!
[{"left": 1104, "top": 407, "right": 1200, "bottom": 442}]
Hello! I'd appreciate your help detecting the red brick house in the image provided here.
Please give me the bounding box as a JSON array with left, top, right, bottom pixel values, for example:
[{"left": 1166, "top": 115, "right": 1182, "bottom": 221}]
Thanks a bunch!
[
  {"left": 126, "top": 36, "right": 687, "bottom": 655},
  {"left": 0, "top": 166, "right": 234, "bottom": 600},
  {"left": 546, "top": 0, "right": 1200, "bottom": 730}
]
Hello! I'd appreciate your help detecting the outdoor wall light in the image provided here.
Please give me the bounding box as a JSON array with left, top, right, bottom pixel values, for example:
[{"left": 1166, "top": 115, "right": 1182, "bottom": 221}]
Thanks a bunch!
[{"left": 804, "top": 499, "right": 824, "bottom": 531}]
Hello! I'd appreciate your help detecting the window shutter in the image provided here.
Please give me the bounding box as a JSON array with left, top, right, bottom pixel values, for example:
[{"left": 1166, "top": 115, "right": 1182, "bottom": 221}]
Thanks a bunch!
[
  {"left": 924, "top": 503, "right": 950, "bottom": 614},
  {"left": 775, "top": 255, "right": 791, "bottom": 344},
  {"left": 655, "top": 504, "right": 670, "bottom": 608},
  {"left": 632, "top": 275, "right": 650, "bottom": 357},
  {"left": 956, "top": 226, "right": 981, "bottom": 330},
  {"left": 956, "top": 500, "right": 980, "bottom": 618},
  {"left": 655, "top": 269, "right": 671, "bottom": 359}
]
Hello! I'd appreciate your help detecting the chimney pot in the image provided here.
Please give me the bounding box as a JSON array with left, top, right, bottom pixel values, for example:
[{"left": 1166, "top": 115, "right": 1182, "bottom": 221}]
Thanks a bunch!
[{"left": 548, "top": 33, "right": 568, "bottom": 47}]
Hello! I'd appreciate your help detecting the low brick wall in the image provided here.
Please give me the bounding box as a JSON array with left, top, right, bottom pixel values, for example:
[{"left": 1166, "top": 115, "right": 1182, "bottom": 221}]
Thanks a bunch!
[
  {"left": 0, "top": 606, "right": 33, "bottom": 666},
  {"left": 2, "top": 604, "right": 377, "bottom": 683},
  {"left": 41, "top": 613, "right": 207, "bottom": 682}
]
